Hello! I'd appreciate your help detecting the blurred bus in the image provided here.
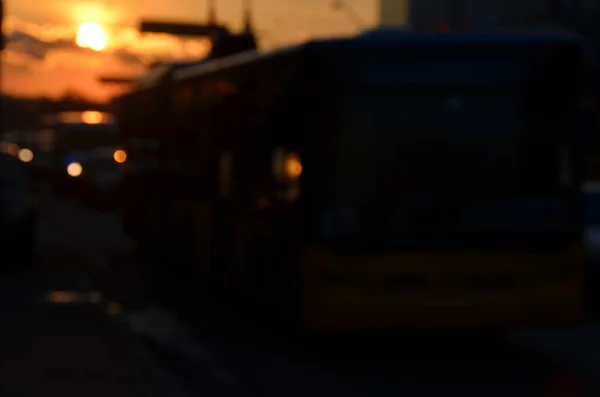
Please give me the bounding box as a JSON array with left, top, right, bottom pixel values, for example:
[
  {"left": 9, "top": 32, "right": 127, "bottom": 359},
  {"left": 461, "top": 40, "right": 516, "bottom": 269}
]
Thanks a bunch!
[{"left": 117, "top": 30, "right": 594, "bottom": 330}]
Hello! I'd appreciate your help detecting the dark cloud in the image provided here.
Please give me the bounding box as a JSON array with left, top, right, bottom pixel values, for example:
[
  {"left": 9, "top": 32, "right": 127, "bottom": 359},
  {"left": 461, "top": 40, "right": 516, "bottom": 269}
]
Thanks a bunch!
[
  {"left": 111, "top": 49, "right": 145, "bottom": 67},
  {"left": 4, "top": 30, "right": 146, "bottom": 68},
  {"left": 2, "top": 61, "right": 31, "bottom": 74},
  {"left": 6, "top": 30, "right": 76, "bottom": 60}
]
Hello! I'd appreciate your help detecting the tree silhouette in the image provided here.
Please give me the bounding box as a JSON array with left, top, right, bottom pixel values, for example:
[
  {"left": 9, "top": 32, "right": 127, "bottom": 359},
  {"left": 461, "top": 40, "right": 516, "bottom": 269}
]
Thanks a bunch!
[
  {"left": 58, "top": 88, "right": 90, "bottom": 103},
  {"left": 51, "top": 88, "right": 108, "bottom": 112}
]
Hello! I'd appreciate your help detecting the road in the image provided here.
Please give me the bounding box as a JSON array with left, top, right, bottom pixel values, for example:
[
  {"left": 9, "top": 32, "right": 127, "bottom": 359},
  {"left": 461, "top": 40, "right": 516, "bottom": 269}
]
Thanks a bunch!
[
  {"left": 30, "top": 183, "right": 600, "bottom": 396},
  {"left": 1, "top": 183, "right": 189, "bottom": 396}
]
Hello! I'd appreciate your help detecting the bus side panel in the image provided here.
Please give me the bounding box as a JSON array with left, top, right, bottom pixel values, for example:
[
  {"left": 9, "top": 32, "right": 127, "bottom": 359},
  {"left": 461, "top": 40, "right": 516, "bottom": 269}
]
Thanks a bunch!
[
  {"left": 119, "top": 88, "right": 170, "bottom": 256},
  {"left": 296, "top": 39, "right": 588, "bottom": 330},
  {"left": 214, "top": 50, "right": 312, "bottom": 312}
]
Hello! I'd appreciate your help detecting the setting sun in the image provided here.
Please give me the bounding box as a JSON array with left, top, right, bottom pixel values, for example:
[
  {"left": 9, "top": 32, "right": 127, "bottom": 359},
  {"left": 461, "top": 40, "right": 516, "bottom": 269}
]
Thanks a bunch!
[{"left": 76, "top": 22, "right": 107, "bottom": 51}]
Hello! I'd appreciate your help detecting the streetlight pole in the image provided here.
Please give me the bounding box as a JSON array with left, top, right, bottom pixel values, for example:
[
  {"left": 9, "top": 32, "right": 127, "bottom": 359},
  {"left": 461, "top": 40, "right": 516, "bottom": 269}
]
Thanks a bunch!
[
  {"left": 242, "top": 0, "right": 252, "bottom": 32},
  {"left": 331, "top": 0, "right": 366, "bottom": 29},
  {"left": 207, "top": 0, "right": 217, "bottom": 25},
  {"left": 1, "top": 0, "right": 4, "bottom": 132}
]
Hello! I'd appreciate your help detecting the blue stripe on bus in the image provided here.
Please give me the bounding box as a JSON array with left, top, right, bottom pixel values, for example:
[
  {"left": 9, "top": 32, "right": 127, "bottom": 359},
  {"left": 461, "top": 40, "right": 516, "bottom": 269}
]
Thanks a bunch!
[
  {"left": 320, "top": 199, "right": 580, "bottom": 238},
  {"left": 309, "top": 31, "right": 588, "bottom": 49}
]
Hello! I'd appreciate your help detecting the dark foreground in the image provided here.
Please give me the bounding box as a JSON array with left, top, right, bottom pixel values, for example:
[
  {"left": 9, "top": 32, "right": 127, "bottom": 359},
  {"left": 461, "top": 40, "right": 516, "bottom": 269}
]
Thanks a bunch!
[
  {"left": 3, "top": 183, "right": 599, "bottom": 396},
  {"left": 0, "top": 184, "right": 187, "bottom": 397},
  {"left": 0, "top": 258, "right": 161, "bottom": 396}
]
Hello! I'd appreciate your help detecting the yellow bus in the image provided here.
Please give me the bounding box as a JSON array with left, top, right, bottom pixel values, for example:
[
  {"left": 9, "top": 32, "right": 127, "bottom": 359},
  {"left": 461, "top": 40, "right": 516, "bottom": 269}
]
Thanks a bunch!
[{"left": 122, "top": 30, "right": 594, "bottom": 330}]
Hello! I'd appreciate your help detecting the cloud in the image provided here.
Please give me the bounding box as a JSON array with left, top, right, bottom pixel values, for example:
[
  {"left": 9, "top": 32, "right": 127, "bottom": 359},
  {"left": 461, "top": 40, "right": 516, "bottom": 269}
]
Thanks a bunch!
[
  {"left": 0, "top": 0, "right": 371, "bottom": 102},
  {"left": 1, "top": 46, "right": 140, "bottom": 102},
  {"left": 1, "top": 30, "right": 144, "bottom": 101},
  {"left": 0, "top": 15, "right": 210, "bottom": 101},
  {"left": 3, "top": 28, "right": 145, "bottom": 74},
  {"left": 6, "top": 30, "right": 75, "bottom": 61},
  {"left": 111, "top": 49, "right": 145, "bottom": 67}
]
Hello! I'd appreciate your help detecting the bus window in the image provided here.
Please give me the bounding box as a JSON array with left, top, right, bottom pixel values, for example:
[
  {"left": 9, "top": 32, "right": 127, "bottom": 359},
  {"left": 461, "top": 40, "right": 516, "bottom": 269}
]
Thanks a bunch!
[
  {"left": 336, "top": 92, "right": 526, "bottom": 207},
  {"left": 333, "top": 44, "right": 582, "bottom": 207}
]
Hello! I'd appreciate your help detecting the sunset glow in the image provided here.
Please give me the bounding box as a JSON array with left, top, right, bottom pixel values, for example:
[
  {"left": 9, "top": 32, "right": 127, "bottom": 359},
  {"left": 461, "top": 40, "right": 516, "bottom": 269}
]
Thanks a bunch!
[
  {"left": 3, "top": 0, "right": 374, "bottom": 101},
  {"left": 76, "top": 22, "right": 107, "bottom": 51}
]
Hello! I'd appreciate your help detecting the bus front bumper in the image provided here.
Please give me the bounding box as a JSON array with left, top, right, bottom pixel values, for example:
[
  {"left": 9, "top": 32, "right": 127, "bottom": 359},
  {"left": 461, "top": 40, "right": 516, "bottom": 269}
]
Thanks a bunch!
[{"left": 300, "top": 245, "right": 586, "bottom": 331}]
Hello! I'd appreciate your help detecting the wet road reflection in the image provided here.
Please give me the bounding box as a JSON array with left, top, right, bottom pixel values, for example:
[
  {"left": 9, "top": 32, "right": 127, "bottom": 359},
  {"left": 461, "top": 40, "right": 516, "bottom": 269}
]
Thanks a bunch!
[
  {"left": 2, "top": 183, "right": 189, "bottom": 397},
  {"left": 46, "top": 290, "right": 104, "bottom": 304}
]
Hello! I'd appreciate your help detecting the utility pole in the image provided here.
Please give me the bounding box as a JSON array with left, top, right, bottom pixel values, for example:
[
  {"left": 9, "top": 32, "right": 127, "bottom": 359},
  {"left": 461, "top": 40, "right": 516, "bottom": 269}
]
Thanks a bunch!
[
  {"left": 139, "top": 0, "right": 257, "bottom": 59},
  {"left": 104, "top": 1, "right": 253, "bottom": 88},
  {"left": 1, "top": 0, "right": 4, "bottom": 132},
  {"left": 0, "top": 0, "right": 3, "bottom": 52},
  {"left": 242, "top": 0, "right": 253, "bottom": 33},
  {"left": 331, "top": 0, "right": 366, "bottom": 29},
  {"left": 207, "top": 0, "right": 217, "bottom": 26},
  {"left": 139, "top": 0, "right": 225, "bottom": 37}
]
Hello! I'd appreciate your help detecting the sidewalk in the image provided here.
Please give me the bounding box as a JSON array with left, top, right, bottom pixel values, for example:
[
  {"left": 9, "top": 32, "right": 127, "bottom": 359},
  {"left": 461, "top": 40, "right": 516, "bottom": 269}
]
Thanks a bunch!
[{"left": 0, "top": 267, "right": 160, "bottom": 397}]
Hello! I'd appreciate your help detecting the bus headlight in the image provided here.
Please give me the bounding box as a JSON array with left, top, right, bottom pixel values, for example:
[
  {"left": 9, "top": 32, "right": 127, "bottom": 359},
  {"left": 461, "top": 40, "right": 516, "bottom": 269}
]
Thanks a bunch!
[
  {"left": 284, "top": 153, "right": 302, "bottom": 180},
  {"left": 113, "top": 149, "right": 127, "bottom": 163},
  {"left": 272, "top": 148, "right": 302, "bottom": 203},
  {"left": 18, "top": 148, "right": 34, "bottom": 163},
  {"left": 66, "top": 162, "right": 83, "bottom": 177}
]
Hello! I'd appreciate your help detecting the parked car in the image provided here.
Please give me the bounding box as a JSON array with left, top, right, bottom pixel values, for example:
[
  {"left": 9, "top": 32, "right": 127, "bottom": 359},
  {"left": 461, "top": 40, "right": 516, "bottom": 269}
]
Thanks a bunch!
[{"left": 47, "top": 113, "right": 124, "bottom": 208}]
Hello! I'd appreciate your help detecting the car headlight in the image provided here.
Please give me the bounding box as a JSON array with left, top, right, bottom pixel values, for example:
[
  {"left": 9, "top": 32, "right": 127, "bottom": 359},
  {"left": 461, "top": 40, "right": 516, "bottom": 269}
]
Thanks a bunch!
[
  {"left": 66, "top": 162, "right": 83, "bottom": 177},
  {"left": 113, "top": 149, "right": 126, "bottom": 163},
  {"left": 18, "top": 148, "right": 34, "bottom": 163}
]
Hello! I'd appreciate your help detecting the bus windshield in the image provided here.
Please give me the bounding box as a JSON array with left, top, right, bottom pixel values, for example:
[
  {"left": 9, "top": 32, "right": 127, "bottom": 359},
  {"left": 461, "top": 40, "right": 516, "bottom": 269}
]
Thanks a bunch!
[{"left": 333, "top": 43, "right": 582, "bottom": 207}]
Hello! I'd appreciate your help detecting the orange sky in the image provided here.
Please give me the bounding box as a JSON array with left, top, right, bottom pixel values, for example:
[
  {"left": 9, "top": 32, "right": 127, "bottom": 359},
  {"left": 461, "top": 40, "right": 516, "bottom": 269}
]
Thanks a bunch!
[{"left": 2, "top": 0, "right": 378, "bottom": 102}]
